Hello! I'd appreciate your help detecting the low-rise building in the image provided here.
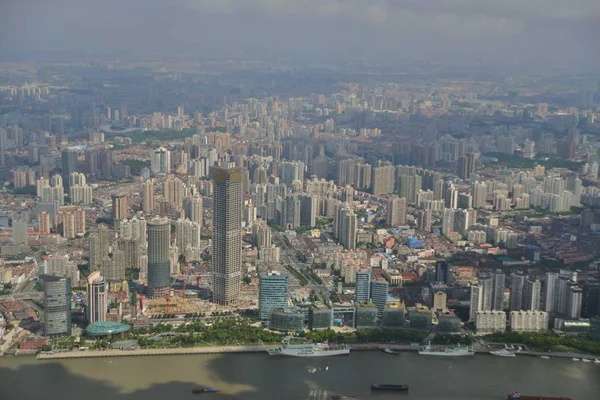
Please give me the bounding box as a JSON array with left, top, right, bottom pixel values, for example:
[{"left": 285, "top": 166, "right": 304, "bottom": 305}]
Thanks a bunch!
[
  {"left": 382, "top": 302, "right": 406, "bottom": 329},
  {"left": 355, "top": 302, "right": 378, "bottom": 329},
  {"left": 476, "top": 310, "right": 506, "bottom": 333},
  {"left": 309, "top": 306, "right": 333, "bottom": 330},
  {"left": 510, "top": 310, "right": 548, "bottom": 332},
  {"left": 269, "top": 308, "right": 305, "bottom": 332}
]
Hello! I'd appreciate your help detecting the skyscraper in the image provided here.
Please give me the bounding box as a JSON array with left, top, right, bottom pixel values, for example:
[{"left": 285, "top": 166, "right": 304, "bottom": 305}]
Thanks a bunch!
[
  {"left": 355, "top": 270, "right": 372, "bottom": 303},
  {"left": 523, "top": 279, "right": 542, "bottom": 311},
  {"left": 259, "top": 272, "right": 288, "bottom": 321},
  {"left": 543, "top": 272, "right": 558, "bottom": 312},
  {"left": 112, "top": 194, "right": 128, "bottom": 228},
  {"left": 43, "top": 275, "right": 72, "bottom": 338},
  {"left": 87, "top": 271, "right": 107, "bottom": 323},
  {"left": 151, "top": 147, "right": 171, "bottom": 175},
  {"left": 147, "top": 216, "right": 171, "bottom": 298},
  {"left": 183, "top": 196, "right": 203, "bottom": 226},
  {"left": 434, "top": 260, "right": 452, "bottom": 283},
  {"left": 11, "top": 218, "right": 28, "bottom": 246},
  {"left": 469, "top": 284, "right": 483, "bottom": 322},
  {"left": 61, "top": 149, "right": 78, "bottom": 192},
  {"left": 212, "top": 166, "right": 242, "bottom": 306},
  {"left": 492, "top": 270, "right": 506, "bottom": 311},
  {"left": 89, "top": 224, "right": 110, "bottom": 272},
  {"left": 386, "top": 196, "right": 407, "bottom": 227},
  {"left": 142, "top": 179, "right": 155, "bottom": 213},
  {"left": 371, "top": 279, "right": 389, "bottom": 318},
  {"left": 509, "top": 273, "right": 527, "bottom": 311}
]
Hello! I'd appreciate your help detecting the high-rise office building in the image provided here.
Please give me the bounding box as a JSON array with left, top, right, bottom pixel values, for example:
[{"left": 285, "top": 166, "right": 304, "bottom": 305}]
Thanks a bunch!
[
  {"left": 338, "top": 206, "right": 357, "bottom": 250},
  {"left": 372, "top": 164, "right": 395, "bottom": 195},
  {"left": 147, "top": 216, "right": 171, "bottom": 298},
  {"left": 87, "top": 271, "right": 107, "bottom": 324},
  {"left": 523, "top": 279, "right": 542, "bottom": 311},
  {"left": 299, "top": 193, "right": 317, "bottom": 228},
  {"left": 480, "top": 276, "right": 494, "bottom": 311},
  {"left": 12, "top": 218, "right": 28, "bottom": 246},
  {"left": 258, "top": 272, "right": 288, "bottom": 321},
  {"left": 492, "top": 270, "right": 506, "bottom": 311},
  {"left": 355, "top": 270, "right": 372, "bottom": 303},
  {"left": 543, "top": 272, "right": 558, "bottom": 312},
  {"left": 38, "top": 211, "right": 51, "bottom": 234},
  {"left": 112, "top": 194, "right": 128, "bottom": 228},
  {"left": 469, "top": 284, "right": 483, "bottom": 322},
  {"left": 43, "top": 275, "right": 72, "bottom": 337},
  {"left": 0, "top": 128, "right": 5, "bottom": 167},
  {"left": 89, "top": 224, "right": 110, "bottom": 271},
  {"left": 457, "top": 153, "right": 476, "bottom": 179},
  {"left": 386, "top": 196, "right": 407, "bottom": 227},
  {"left": 566, "top": 286, "right": 583, "bottom": 319},
  {"left": 371, "top": 279, "right": 389, "bottom": 318},
  {"left": 61, "top": 149, "right": 78, "bottom": 192},
  {"left": 434, "top": 261, "right": 452, "bottom": 283},
  {"left": 164, "top": 174, "right": 185, "bottom": 210},
  {"left": 183, "top": 196, "right": 203, "bottom": 226},
  {"left": 142, "top": 180, "right": 155, "bottom": 213},
  {"left": 397, "top": 174, "right": 422, "bottom": 205},
  {"left": 212, "top": 166, "right": 242, "bottom": 306},
  {"left": 418, "top": 209, "right": 432, "bottom": 232},
  {"left": 509, "top": 273, "right": 527, "bottom": 311},
  {"left": 151, "top": 147, "right": 171, "bottom": 175}
]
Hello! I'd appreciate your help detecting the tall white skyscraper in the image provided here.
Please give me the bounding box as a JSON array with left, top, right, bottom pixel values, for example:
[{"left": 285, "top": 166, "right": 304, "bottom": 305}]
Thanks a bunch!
[
  {"left": 151, "top": 147, "right": 171, "bottom": 175},
  {"left": 87, "top": 271, "right": 107, "bottom": 323}
]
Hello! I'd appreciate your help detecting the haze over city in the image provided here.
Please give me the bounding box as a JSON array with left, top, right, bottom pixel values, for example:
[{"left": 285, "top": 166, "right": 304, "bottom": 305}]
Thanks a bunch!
[{"left": 2, "top": 0, "right": 600, "bottom": 67}]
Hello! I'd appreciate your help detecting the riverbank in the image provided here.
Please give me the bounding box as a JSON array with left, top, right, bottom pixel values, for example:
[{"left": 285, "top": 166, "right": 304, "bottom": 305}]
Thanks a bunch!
[
  {"left": 33, "top": 342, "right": 600, "bottom": 361},
  {"left": 36, "top": 345, "right": 271, "bottom": 360}
]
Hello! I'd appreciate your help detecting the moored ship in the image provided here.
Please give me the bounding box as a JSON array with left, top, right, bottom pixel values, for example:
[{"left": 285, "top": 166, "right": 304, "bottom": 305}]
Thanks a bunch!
[
  {"left": 267, "top": 336, "right": 350, "bottom": 357},
  {"left": 507, "top": 392, "right": 571, "bottom": 400},
  {"left": 490, "top": 349, "right": 517, "bottom": 357},
  {"left": 192, "top": 387, "right": 218, "bottom": 394},
  {"left": 418, "top": 342, "right": 475, "bottom": 357}
]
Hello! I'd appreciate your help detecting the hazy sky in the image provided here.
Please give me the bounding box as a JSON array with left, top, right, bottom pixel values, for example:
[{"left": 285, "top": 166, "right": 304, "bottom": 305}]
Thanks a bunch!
[{"left": 1, "top": 0, "right": 599, "bottom": 66}]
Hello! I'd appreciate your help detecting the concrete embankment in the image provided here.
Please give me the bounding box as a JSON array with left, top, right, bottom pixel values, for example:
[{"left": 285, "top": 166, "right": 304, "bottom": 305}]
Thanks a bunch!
[{"left": 36, "top": 345, "right": 270, "bottom": 360}]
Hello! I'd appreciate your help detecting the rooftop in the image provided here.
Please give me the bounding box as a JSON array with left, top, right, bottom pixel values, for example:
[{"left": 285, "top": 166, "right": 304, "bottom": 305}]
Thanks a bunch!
[{"left": 85, "top": 321, "right": 131, "bottom": 336}]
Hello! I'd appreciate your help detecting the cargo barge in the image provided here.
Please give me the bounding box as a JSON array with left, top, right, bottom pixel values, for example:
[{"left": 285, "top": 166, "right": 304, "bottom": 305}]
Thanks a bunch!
[{"left": 370, "top": 383, "right": 409, "bottom": 391}]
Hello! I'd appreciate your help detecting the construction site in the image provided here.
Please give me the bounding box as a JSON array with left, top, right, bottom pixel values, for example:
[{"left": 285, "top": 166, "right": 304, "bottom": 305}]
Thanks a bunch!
[{"left": 142, "top": 263, "right": 217, "bottom": 316}]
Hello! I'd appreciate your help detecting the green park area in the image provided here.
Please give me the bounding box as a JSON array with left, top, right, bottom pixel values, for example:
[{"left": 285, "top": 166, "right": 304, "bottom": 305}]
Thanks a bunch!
[{"left": 485, "top": 331, "right": 600, "bottom": 355}]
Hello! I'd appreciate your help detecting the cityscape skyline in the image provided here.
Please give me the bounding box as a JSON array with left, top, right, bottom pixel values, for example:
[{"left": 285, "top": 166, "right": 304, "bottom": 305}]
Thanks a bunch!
[{"left": 0, "top": 8, "right": 600, "bottom": 397}]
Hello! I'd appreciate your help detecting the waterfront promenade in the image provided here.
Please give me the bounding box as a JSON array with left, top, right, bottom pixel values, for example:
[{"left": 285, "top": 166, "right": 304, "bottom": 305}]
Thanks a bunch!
[
  {"left": 35, "top": 342, "right": 599, "bottom": 361},
  {"left": 37, "top": 345, "right": 271, "bottom": 360}
]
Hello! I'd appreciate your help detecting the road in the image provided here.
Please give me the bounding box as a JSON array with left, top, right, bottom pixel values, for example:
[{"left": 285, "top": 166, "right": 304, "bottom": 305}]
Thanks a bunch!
[{"left": 272, "top": 232, "right": 331, "bottom": 301}]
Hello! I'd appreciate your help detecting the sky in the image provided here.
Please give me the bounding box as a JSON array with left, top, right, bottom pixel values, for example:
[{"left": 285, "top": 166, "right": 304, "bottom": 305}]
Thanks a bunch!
[{"left": 1, "top": 0, "right": 599, "bottom": 67}]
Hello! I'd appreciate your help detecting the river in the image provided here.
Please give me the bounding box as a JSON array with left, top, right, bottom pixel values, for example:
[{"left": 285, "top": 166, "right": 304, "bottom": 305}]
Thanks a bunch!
[{"left": 0, "top": 351, "right": 598, "bottom": 400}]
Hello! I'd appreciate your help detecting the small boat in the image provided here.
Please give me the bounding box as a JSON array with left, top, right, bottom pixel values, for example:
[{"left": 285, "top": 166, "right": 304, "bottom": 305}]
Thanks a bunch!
[
  {"left": 508, "top": 391, "right": 572, "bottom": 400},
  {"left": 192, "top": 387, "right": 218, "bottom": 394},
  {"left": 540, "top": 356, "right": 550, "bottom": 359},
  {"left": 490, "top": 349, "right": 516, "bottom": 357},
  {"left": 581, "top": 358, "right": 591, "bottom": 363},
  {"left": 370, "top": 383, "right": 409, "bottom": 392},
  {"left": 572, "top": 358, "right": 580, "bottom": 361},
  {"left": 382, "top": 348, "right": 399, "bottom": 355},
  {"left": 594, "top": 359, "right": 600, "bottom": 363}
]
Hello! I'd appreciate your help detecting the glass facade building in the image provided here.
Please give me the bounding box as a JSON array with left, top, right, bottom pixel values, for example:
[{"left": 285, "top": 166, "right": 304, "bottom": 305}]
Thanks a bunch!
[
  {"left": 269, "top": 308, "right": 305, "bottom": 332},
  {"left": 259, "top": 272, "right": 288, "bottom": 321},
  {"left": 43, "top": 275, "right": 72, "bottom": 338}
]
